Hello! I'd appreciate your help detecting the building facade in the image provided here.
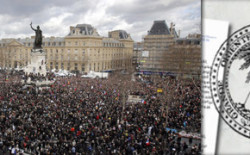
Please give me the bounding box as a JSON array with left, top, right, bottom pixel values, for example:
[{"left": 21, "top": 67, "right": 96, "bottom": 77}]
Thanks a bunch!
[
  {"left": 169, "top": 37, "right": 201, "bottom": 77},
  {"left": 138, "top": 20, "right": 201, "bottom": 77},
  {"left": 0, "top": 24, "right": 133, "bottom": 73},
  {"left": 139, "top": 20, "right": 177, "bottom": 73}
]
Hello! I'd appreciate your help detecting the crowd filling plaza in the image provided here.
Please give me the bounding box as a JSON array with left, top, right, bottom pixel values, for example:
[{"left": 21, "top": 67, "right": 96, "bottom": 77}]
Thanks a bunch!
[{"left": 0, "top": 69, "right": 201, "bottom": 155}]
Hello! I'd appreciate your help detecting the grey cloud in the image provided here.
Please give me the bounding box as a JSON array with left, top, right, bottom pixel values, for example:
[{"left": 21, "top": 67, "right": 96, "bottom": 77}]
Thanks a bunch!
[
  {"left": 0, "top": 0, "right": 78, "bottom": 16},
  {"left": 0, "top": 0, "right": 200, "bottom": 42},
  {"left": 106, "top": 0, "right": 197, "bottom": 23},
  {"left": 104, "top": 0, "right": 200, "bottom": 40}
]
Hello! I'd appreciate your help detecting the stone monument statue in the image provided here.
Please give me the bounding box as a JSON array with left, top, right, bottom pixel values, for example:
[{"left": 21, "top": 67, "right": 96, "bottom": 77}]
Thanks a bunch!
[
  {"left": 30, "top": 22, "right": 42, "bottom": 49},
  {"left": 24, "top": 22, "right": 47, "bottom": 76}
]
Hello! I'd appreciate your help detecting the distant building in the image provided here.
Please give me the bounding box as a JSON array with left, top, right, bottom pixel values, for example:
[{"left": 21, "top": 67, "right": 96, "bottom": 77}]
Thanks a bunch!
[
  {"left": 0, "top": 24, "right": 133, "bottom": 73},
  {"left": 133, "top": 42, "right": 143, "bottom": 68},
  {"left": 186, "top": 33, "right": 201, "bottom": 39},
  {"left": 138, "top": 20, "right": 201, "bottom": 77},
  {"left": 170, "top": 37, "right": 201, "bottom": 77},
  {"left": 139, "top": 20, "right": 177, "bottom": 73}
]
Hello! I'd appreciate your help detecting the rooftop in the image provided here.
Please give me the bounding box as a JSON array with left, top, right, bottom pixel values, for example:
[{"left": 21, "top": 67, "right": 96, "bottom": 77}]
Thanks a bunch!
[
  {"left": 148, "top": 20, "right": 171, "bottom": 35},
  {"left": 75, "top": 24, "right": 94, "bottom": 35}
]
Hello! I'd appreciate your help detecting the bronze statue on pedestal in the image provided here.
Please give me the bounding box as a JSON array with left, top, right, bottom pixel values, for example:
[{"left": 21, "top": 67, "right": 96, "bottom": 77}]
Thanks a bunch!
[{"left": 30, "top": 22, "right": 42, "bottom": 49}]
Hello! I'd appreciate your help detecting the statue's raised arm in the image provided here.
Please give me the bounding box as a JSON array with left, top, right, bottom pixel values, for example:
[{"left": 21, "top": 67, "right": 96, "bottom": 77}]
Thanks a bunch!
[{"left": 30, "top": 22, "right": 36, "bottom": 31}]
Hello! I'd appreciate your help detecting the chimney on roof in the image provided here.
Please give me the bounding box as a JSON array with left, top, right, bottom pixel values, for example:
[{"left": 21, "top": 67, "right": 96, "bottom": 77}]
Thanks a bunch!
[
  {"left": 178, "top": 30, "right": 181, "bottom": 38},
  {"left": 70, "top": 26, "right": 74, "bottom": 35}
]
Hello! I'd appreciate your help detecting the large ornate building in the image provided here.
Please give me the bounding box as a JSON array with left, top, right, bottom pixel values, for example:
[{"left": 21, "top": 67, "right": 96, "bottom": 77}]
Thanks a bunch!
[
  {"left": 139, "top": 20, "right": 177, "bottom": 73},
  {"left": 138, "top": 20, "right": 201, "bottom": 77},
  {"left": 0, "top": 24, "right": 133, "bottom": 73}
]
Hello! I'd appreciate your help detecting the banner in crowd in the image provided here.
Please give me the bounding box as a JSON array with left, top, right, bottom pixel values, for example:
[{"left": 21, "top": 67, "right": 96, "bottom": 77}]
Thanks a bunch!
[
  {"left": 178, "top": 130, "right": 201, "bottom": 139},
  {"left": 166, "top": 128, "right": 201, "bottom": 139}
]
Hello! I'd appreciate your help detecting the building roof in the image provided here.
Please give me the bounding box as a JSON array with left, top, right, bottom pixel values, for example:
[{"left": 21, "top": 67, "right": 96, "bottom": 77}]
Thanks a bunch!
[
  {"left": 109, "top": 30, "right": 131, "bottom": 40},
  {"left": 43, "top": 37, "right": 64, "bottom": 42},
  {"left": 0, "top": 39, "right": 24, "bottom": 46},
  {"left": 175, "top": 38, "right": 201, "bottom": 45},
  {"left": 148, "top": 20, "right": 171, "bottom": 35},
  {"left": 118, "top": 30, "right": 129, "bottom": 39},
  {"left": 76, "top": 24, "right": 94, "bottom": 35},
  {"left": 0, "top": 39, "right": 12, "bottom": 44}
]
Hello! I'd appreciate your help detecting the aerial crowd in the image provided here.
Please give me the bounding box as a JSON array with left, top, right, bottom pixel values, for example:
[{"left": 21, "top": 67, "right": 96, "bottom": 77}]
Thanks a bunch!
[{"left": 0, "top": 70, "right": 201, "bottom": 155}]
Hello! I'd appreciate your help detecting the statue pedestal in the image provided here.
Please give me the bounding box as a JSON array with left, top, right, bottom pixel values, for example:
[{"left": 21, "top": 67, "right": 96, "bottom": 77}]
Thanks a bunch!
[{"left": 24, "top": 49, "right": 47, "bottom": 76}]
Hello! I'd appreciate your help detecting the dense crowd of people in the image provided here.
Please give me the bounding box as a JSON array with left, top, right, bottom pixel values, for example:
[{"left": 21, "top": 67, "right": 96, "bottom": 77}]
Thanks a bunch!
[
  {"left": 21, "top": 72, "right": 55, "bottom": 82},
  {"left": 0, "top": 70, "right": 201, "bottom": 154}
]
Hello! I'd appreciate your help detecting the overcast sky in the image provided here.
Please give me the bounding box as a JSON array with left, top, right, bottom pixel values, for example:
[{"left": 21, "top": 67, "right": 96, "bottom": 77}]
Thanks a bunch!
[{"left": 0, "top": 0, "right": 200, "bottom": 42}]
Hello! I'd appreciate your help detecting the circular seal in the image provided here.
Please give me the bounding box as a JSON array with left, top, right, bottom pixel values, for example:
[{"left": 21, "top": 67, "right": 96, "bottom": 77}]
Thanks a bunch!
[{"left": 211, "top": 25, "right": 250, "bottom": 138}]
